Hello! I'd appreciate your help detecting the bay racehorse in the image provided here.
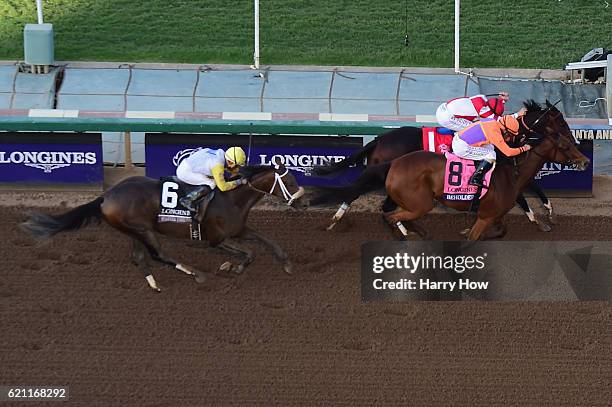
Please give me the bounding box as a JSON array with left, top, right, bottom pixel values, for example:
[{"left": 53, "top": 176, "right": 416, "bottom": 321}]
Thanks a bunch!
[
  {"left": 21, "top": 164, "right": 306, "bottom": 291},
  {"left": 310, "top": 100, "right": 589, "bottom": 240},
  {"left": 312, "top": 118, "right": 554, "bottom": 232}
]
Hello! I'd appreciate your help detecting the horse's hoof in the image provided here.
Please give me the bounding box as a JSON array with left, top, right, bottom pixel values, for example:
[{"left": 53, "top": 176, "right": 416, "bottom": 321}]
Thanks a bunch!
[
  {"left": 326, "top": 223, "right": 336, "bottom": 231},
  {"left": 194, "top": 271, "right": 208, "bottom": 284},
  {"left": 283, "top": 262, "right": 294, "bottom": 275},
  {"left": 548, "top": 216, "right": 556, "bottom": 225},
  {"left": 218, "top": 261, "right": 232, "bottom": 273},
  {"left": 233, "top": 265, "right": 245, "bottom": 275},
  {"left": 459, "top": 228, "right": 470, "bottom": 236},
  {"left": 538, "top": 222, "right": 552, "bottom": 232}
]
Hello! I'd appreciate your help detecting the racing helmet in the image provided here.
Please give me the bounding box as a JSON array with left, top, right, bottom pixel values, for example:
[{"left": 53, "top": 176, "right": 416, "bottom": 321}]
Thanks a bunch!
[
  {"left": 487, "top": 97, "right": 505, "bottom": 116},
  {"left": 225, "top": 146, "right": 247, "bottom": 167},
  {"left": 498, "top": 115, "right": 520, "bottom": 135}
]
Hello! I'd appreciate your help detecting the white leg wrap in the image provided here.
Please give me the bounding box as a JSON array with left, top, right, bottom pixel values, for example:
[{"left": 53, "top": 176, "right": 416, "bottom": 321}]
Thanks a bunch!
[
  {"left": 526, "top": 209, "right": 536, "bottom": 223},
  {"left": 396, "top": 221, "right": 409, "bottom": 237},
  {"left": 176, "top": 263, "right": 193, "bottom": 275},
  {"left": 544, "top": 202, "right": 553, "bottom": 214},
  {"left": 332, "top": 203, "right": 350, "bottom": 221},
  {"left": 146, "top": 275, "right": 160, "bottom": 290}
]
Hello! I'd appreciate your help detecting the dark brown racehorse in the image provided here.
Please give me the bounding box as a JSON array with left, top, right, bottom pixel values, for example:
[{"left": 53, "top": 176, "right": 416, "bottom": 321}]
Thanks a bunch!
[
  {"left": 21, "top": 164, "right": 306, "bottom": 291},
  {"left": 312, "top": 118, "right": 554, "bottom": 232},
  {"left": 311, "top": 100, "right": 589, "bottom": 240}
]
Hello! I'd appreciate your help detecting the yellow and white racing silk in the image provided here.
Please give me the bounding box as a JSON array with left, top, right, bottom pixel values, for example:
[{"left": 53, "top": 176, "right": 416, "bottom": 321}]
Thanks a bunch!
[{"left": 178, "top": 148, "right": 240, "bottom": 191}]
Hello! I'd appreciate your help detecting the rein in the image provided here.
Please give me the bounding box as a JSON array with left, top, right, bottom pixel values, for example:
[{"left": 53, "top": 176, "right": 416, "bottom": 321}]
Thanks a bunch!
[
  {"left": 513, "top": 105, "right": 563, "bottom": 172},
  {"left": 519, "top": 109, "right": 571, "bottom": 163}
]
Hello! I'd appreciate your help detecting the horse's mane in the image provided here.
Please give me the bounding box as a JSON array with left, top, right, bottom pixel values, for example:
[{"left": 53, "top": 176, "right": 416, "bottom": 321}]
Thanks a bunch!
[
  {"left": 238, "top": 164, "right": 277, "bottom": 179},
  {"left": 523, "top": 99, "right": 560, "bottom": 115},
  {"left": 497, "top": 99, "right": 545, "bottom": 166},
  {"left": 523, "top": 99, "right": 543, "bottom": 114}
]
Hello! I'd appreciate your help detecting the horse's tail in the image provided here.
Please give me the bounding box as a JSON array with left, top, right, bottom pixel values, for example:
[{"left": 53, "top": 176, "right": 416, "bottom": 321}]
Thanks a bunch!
[
  {"left": 310, "top": 138, "right": 378, "bottom": 177},
  {"left": 310, "top": 162, "right": 391, "bottom": 206},
  {"left": 21, "top": 197, "right": 104, "bottom": 238}
]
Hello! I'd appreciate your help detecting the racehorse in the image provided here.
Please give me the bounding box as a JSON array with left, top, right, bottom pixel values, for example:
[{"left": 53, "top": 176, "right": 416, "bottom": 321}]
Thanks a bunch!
[
  {"left": 312, "top": 119, "right": 554, "bottom": 232},
  {"left": 310, "top": 100, "right": 589, "bottom": 240},
  {"left": 21, "top": 164, "right": 306, "bottom": 292}
]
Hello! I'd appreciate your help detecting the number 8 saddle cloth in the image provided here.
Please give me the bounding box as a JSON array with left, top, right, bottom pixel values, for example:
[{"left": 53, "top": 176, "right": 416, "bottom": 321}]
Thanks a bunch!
[{"left": 442, "top": 153, "right": 495, "bottom": 201}]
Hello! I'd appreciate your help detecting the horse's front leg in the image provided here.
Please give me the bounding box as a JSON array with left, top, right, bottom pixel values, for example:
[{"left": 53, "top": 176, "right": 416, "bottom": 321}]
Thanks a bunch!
[
  {"left": 516, "top": 193, "right": 551, "bottom": 232},
  {"left": 216, "top": 238, "right": 254, "bottom": 275},
  {"left": 481, "top": 218, "right": 507, "bottom": 239},
  {"left": 528, "top": 183, "right": 555, "bottom": 226},
  {"left": 542, "top": 199, "right": 554, "bottom": 224},
  {"left": 241, "top": 227, "right": 293, "bottom": 274},
  {"left": 467, "top": 217, "right": 494, "bottom": 240},
  {"left": 327, "top": 202, "right": 351, "bottom": 231}
]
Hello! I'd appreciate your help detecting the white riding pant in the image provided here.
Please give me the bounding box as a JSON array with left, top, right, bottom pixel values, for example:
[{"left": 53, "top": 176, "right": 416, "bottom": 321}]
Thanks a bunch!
[
  {"left": 176, "top": 160, "right": 217, "bottom": 189},
  {"left": 451, "top": 136, "right": 496, "bottom": 162},
  {"left": 436, "top": 103, "right": 474, "bottom": 132}
]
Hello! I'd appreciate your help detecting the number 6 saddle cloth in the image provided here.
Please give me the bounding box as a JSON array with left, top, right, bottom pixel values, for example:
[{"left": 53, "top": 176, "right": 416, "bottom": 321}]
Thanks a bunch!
[
  {"left": 158, "top": 176, "right": 196, "bottom": 223},
  {"left": 442, "top": 153, "right": 495, "bottom": 201}
]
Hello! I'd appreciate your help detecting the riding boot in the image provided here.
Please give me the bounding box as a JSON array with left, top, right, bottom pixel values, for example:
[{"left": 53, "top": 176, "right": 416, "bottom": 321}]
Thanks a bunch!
[
  {"left": 469, "top": 160, "right": 494, "bottom": 188},
  {"left": 180, "top": 186, "right": 210, "bottom": 212},
  {"left": 194, "top": 190, "right": 214, "bottom": 223}
]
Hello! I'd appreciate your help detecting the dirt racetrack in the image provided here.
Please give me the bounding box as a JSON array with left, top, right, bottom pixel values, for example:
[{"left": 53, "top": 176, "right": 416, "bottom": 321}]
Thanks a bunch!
[{"left": 1, "top": 202, "right": 611, "bottom": 406}]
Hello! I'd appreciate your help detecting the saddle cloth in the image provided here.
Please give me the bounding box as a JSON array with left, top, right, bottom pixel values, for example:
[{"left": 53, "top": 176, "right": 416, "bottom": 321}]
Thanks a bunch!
[
  {"left": 442, "top": 153, "right": 494, "bottom": 201},
  {"left": 157, "top": 176, "right": 200, "bottom": 223},
  {"left": 422, "top": 127, "right": 454, "bottom": 154}
]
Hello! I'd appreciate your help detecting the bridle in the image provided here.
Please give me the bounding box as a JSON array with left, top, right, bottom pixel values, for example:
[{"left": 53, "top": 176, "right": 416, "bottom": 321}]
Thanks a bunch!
[
  {"left": 246, "top": 166, "right": 305, "bottom": 206},
  {"left": 516, "top": 101, "right": 578, "bottom": 164}
]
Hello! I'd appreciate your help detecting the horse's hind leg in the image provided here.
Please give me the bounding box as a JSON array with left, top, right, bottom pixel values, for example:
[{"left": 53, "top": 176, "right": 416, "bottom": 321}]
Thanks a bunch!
[
  {"left": 136, "top": 229, "right": 207, "bottom": 284},
  {"left": 241, "top": 227, "right": 293, "bottom": 274},
  {"left": 131, "top": 239, "right": 161, "bottom": 292},
  {"left": 383, "top": 206, "right": 432, "bottom": 240},
  {"left": 216, "top": 238, "right": 253, "bottom": 275}
]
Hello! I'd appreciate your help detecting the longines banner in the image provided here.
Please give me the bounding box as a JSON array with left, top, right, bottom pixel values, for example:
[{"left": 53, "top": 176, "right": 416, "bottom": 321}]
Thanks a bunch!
[
  {"left": 145, "top": 132, "right": 593, "bottom": 193},
  {"left": 361, "top": 241, "right": 612, "bottom": 301},
  {"left": 145, "top": 133, "right": 364, "bottom": 186},
  {"left": 0, "top": 132, "right": 103, "bottom": 186},
  {"left": 531, "top": 139, "right": 593, "bottom": 195}
]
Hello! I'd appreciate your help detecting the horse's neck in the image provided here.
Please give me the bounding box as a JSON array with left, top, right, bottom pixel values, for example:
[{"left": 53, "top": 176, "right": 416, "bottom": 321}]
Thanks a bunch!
[
  {"left": 231, "top": 184, "right": 266, "bottom": 210},
  {"left": 515, "top": 146, "right": 547, "bottom": 190}
]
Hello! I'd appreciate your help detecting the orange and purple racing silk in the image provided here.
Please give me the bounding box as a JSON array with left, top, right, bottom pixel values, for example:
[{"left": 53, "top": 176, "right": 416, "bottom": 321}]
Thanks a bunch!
[{"left": 458, "top": 119, "right": 526, "bottom": 157}]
